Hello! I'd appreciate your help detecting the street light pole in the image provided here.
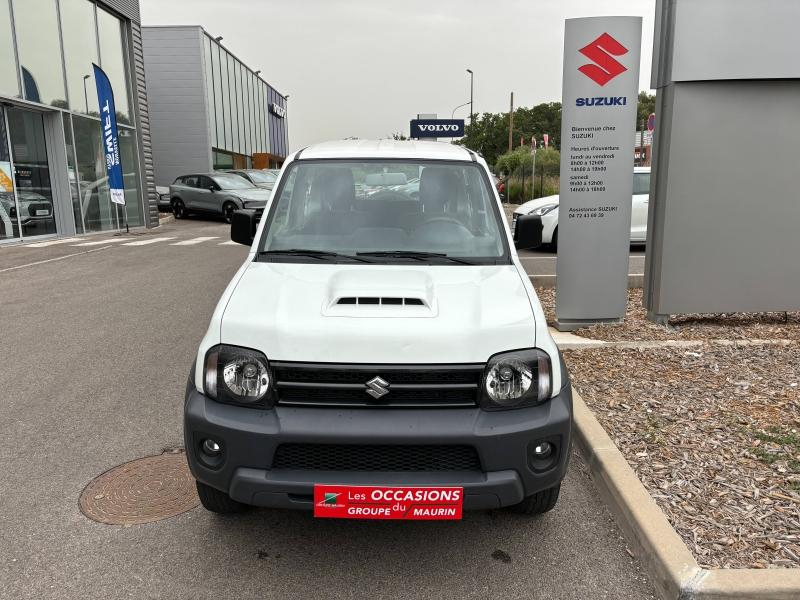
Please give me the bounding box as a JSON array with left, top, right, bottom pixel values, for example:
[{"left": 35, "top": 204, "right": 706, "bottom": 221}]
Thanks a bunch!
[
  {"left": 82, "top": 74, "right": 90, "bottom": 113},
  {"left": 466, "top": 69, "right": 473, "bottom": 125}
]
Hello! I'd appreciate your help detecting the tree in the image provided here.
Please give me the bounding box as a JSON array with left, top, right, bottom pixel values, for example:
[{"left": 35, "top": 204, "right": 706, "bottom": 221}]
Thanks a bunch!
[
  {"left": 636, "top": 91, "right": 656, "bottom": 129},
  {"left": 458, "top": 102, "right": 562, "bottom": 168}
]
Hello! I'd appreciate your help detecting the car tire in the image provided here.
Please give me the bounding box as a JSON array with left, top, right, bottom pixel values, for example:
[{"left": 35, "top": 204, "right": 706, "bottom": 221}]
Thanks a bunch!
[
  {"left": 171, "top": 198, "right": 186, "bottom": 219},
  {"left": 549, "top": 227, "right": 558, "bottom": 252},
  {"left": 222, "top": 201, "right": 237, "bottom": 224},
  {"left": 507, "top": 483, "right": 561, "bottom": 515},
  {"left": 196, "top": 481, "right": 248, "bottom": 514}
]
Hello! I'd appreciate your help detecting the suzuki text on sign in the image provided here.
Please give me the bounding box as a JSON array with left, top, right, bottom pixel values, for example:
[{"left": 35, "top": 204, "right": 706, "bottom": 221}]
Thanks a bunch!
[{"left": 555, "top": 17, "right": 642, "bottom": 330}]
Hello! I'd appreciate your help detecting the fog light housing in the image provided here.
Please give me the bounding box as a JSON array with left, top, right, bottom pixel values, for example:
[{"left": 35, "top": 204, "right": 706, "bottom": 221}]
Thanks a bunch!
[
  {"left": 201, "top": 439, "right": 222, "bottom": 457},
  {"left": 533, "top": 441, "right": 553, "bottom": 458}
]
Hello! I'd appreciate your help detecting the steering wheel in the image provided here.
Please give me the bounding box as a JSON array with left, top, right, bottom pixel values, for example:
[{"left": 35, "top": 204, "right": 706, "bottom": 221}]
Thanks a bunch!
[{"left": 414, "top": 216, "right": 469, "bottom": 230}]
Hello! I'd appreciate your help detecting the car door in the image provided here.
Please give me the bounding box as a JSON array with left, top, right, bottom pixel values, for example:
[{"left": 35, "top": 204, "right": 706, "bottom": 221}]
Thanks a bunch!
[
  {"left": 179, "top": 175, "right": 202, "bottom": 210},
  {"left": 195, "top": 176, "right": 219, "bottom": 213},
  {"left": 630, "top": 171, "right": 651, "bottom": 242}
]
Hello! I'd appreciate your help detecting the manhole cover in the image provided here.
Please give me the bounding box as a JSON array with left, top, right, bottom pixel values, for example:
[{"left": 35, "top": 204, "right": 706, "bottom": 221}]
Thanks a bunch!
[{"left": 80, "top": 449, "right": 199, "bottom": 525}]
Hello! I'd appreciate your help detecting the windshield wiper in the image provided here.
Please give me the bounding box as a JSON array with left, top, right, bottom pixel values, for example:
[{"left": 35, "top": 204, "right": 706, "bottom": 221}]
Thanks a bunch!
[
  {"left": 356, "top": 251, "right": 476, "bottom": 265},
  {"left": 258, "top": 249, "right": 374, "bottom": 263}
]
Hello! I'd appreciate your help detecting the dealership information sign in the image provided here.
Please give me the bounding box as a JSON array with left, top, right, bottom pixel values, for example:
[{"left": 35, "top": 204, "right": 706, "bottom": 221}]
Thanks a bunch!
[
  {"left": 313, "top": 485, "right": 463, "bottom": 520},
  {"left": 555, "top": 17, "right": 642, "bottom": 330},
  {"left": 410, "top": 119, "right": 465, "bottom": 138}
]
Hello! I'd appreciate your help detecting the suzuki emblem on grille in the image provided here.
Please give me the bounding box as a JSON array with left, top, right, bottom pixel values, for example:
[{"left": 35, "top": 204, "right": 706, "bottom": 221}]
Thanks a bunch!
[{"left": 365, "top": 376, "right": 390, "bottom": 399}]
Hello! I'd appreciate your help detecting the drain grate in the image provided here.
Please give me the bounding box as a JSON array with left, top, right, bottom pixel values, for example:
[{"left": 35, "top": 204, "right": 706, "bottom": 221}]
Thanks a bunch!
[{"left": 79, "top": 449, "right": 198, "bottom": 525}]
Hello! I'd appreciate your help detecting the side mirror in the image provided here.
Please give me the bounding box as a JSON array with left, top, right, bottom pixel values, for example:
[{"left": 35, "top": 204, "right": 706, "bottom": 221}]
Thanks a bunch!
[
  {"left": 513, "top": 214, "right": 543, "bottom": 250},
  {"left": 231, "top": 209, "right": 258, "bottom": 246}
]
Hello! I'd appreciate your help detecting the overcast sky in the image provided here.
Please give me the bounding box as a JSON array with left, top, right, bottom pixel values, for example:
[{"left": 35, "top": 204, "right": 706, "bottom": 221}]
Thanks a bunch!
[{"left": 140, "top": 0, "right": 656, "bottom": 150}]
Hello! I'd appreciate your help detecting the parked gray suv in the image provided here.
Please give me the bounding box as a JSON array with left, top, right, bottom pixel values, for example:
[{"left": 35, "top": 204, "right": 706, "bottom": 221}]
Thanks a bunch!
[
  {"left": 169, "top": 173, "right": 270, "bottom": 223},
  {"left": 227, "top": 169, "right": 280, "bottom": 191}
]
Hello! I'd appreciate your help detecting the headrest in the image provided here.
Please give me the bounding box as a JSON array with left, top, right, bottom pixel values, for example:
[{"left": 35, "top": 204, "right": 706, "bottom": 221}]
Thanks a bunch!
[
  {"left": 419, "top": 167, "right": 464, "bottom": 213},
  {"left": 312, "top": 168, "right": 355, "bottom": 211}
]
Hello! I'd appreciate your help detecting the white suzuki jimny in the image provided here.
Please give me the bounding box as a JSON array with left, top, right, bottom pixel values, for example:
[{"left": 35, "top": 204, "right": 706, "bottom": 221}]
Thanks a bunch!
[{"left": 185, "top": 140, "right": 571, "bottom": 520}]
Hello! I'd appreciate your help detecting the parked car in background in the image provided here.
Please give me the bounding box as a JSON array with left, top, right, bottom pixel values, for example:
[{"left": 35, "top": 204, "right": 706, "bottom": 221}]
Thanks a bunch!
[
  {"left": 156, "top": 186, "right": 171, "bottom": 212},
  {"left": 169, "top": 172, "right": 271, "bottom": 223},
  {"left": 0, "top": 190, "right": 53, "bottom": 227},
  {"left": 511, "top": 166, "right": 651, "bottom": 250},
  {"left": 227, "top": 169, "right": 280, "bottom": 191}
]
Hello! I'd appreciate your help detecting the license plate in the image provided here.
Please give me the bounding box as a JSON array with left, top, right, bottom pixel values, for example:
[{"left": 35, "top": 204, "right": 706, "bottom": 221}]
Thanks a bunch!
[
  {"left": 313, "top": 485, "right": 463, "bottom": 520},
  {"left": 35, "top": 210, "right": 49, "bottom": 216}
]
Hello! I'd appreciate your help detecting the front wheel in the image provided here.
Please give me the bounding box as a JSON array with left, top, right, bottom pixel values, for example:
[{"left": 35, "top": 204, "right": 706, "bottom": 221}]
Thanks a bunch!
[
  {"left": 548, "top": 227, "right": 558, "bottom": 252},
  {"left": 171, "top": 198, "right": 186, "bottom": 219},
  {"left": 196, "top": 481, "right": 248, "bottom": 514},
  {"left": 222, "top": 201, "right": 237, "bottom": 224},
  {"left": 507, "top": 483, "right": 561, "bottom": 515}
]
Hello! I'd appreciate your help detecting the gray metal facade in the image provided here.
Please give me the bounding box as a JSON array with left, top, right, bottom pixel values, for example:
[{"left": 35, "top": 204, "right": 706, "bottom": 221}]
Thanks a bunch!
[
  {"left": 143, "top": 25, "right": 289, "bottom": 187},
  {"left": 143, "top": 27, "right": 213, "bottom": 188},
  {"left": 645, "top": 0, "right": 800, "bottom": 317}
]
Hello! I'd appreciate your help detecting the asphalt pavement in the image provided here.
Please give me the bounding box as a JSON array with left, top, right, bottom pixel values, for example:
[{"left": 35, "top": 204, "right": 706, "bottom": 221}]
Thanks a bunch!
[{"left": 0, "top": 217, "right": 655, "bottom": 599}]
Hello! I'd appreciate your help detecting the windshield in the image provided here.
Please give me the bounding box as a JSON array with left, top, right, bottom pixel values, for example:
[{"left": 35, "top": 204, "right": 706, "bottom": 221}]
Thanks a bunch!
[
  {"left": 213, "top": 174, "right": 255, "bottom": 190},
  {"left": 246, "top": 170, "right": 277, "bottom": 184},
  {"left": 259, "top": 160, "right": 506, "bottom": 262}
]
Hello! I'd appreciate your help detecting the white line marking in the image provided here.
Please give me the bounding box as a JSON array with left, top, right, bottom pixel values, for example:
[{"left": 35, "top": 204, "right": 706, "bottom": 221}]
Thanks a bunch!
[
  {"left": 169, "top": 236, "right": 220, "bottom": 246},
  {"left": 218, "top": 241, "right": 239, "bottom": 246},
  {"left": 71, "top": 238, "right": 134, "bottom": 247},
  {"left": 0, "top": 246, "right": 113, "bottom": 273},
  {"left": 121, "top": 237, "right": 176, "bottom": 246},
  {"left": 23, "top": 238, "right": 81, "bottom": 248}
]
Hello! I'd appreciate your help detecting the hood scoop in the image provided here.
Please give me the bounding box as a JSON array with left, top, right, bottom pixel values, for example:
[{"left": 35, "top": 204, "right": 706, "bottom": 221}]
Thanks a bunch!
[
  {"left": 336, "top": 296, "right": 426, "bottom": 307},
  {"left": 322, "top": 269, "right": 437, "bottom": 318}
]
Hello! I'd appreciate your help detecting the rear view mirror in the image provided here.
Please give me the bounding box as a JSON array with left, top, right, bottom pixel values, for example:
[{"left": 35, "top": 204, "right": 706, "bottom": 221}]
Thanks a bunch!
[
  {"left": 514, "top": 214, "right": 543, "bottom": 250},
  {"left": 231, "top": 209, "right": 258, "bottom": 246}
]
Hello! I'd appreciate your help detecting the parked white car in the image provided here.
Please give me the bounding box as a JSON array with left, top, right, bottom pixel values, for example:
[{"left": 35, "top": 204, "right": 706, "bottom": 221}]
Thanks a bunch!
[
  {"left": 512, "top": 166, "right": 651, "bottom": 249},
  {"left": 184, "top": 140, "right": 572, "bottom": 519}
]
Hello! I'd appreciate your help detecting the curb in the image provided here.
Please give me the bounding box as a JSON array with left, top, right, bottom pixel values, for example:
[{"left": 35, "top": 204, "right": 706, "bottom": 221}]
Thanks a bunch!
[
  {"left": 531, "top": 274, "right": 644, "bottom": 288},
  {"left": 158, "top": 213, "right": 175, "bottom": 226},
  {"left": 572, "top": 388, "right": 800, "bottom": 599}
]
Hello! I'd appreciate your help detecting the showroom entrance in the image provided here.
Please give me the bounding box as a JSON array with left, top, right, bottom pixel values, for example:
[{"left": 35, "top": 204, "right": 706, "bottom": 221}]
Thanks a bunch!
[{"left": 0, "top": 104, "right": 58, "bottom": 242}]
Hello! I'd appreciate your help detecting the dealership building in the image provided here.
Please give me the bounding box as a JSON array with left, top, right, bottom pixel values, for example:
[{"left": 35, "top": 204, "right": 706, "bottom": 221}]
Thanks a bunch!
[
  {"left": 0, "top": 0, "right": 158, "bottom": 244},
  {"left": 142, "top": 26, "right": 289, "bottom": 188}
]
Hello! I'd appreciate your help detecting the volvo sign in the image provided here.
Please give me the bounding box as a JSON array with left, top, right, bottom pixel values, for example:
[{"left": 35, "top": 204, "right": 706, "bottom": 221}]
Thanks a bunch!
[{"left": 410, "top": 119, "right": 465, "bottom": 139}]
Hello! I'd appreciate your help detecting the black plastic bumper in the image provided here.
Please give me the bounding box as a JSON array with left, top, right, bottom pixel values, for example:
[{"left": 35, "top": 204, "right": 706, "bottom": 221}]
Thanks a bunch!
[{"left": 184, "top": 377, "right": 572, "bottom": 510}]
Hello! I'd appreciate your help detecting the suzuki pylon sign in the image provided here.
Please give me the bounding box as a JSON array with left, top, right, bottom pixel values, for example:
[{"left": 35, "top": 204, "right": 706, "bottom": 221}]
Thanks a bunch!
[{"left": 555, "top": 17, "right": 642, "bottom": 331}]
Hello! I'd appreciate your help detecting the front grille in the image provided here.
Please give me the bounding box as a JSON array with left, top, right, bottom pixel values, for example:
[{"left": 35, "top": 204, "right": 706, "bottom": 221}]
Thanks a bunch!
[
  {"left": 272, "top": 362, "right": 484, "bottom": 408},
  {"left": 272, "top": 444, "right": 481, "bottom": 471}
]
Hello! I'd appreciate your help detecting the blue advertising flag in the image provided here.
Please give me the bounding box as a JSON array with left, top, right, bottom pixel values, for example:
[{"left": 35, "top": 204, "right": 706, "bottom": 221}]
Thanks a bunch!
[{"left": 92, "top": 64, "right": 125, "bottom": 205}]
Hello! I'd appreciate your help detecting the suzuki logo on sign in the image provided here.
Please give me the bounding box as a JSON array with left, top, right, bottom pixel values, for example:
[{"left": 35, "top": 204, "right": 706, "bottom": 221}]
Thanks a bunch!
[
  {"left": 410, "top": 119, "right": 465, "bottom": 139},
  {"left": 578, "top": 33, "right": 628, "bottom": 86}
]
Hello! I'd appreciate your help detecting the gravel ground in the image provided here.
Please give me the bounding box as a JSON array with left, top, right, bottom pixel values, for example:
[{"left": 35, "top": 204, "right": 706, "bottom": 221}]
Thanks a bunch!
[
  {"left": 565, "top": 344, "right": 800, "bottom": 569},
  {"left": 535, "top": 287, "right": 800, "bottom": 342}
]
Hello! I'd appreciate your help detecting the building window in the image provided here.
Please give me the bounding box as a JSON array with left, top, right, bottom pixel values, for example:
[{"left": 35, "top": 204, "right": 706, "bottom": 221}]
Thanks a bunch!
[
  {"left": 12, "top": 0, "right": 68, "bottom": 107},
  {"left": 60, "top": 0, "right": 100, "bottom": 116},
  {"left": 0, "top": 0, "right": 20, "bottom": 98},
  {"left": 97, "top": 6, "right": 132, "bottom": 125}
]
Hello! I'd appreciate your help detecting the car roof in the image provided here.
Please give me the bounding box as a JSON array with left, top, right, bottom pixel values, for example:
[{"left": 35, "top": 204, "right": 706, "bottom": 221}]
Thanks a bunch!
[{"left": 296, "top": 139, "right": 476, "bottom": 162}]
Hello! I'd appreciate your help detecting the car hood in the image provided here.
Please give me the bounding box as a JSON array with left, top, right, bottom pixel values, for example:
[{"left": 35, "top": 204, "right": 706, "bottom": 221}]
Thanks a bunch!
[
  {"left": 513, "top": 194, "right": 560, "bottom": 215},
  {"left": 220, "top": 263, "right": 537, "bottom": 363},
  {"left": 229, "top": 188, "right": 272, "bottom": 202}
]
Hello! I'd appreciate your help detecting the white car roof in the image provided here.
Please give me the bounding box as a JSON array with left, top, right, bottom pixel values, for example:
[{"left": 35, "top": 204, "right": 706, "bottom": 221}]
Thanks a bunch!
[{"left": 296, "top": 139, "right": 476, "bottom": 162}]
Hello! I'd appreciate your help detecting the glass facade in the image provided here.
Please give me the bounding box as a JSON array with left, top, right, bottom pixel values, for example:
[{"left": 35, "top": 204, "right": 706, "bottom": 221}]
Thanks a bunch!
[
  {"left": 203, "top": 33, "right": 287, "bottom": 170},
  {"left": 0, "top": 0, "right": 144, "bottom": 242}
]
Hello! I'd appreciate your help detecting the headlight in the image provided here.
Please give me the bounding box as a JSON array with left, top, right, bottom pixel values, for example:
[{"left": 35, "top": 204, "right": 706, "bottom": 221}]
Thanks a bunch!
[
  {"left": 481, "top": 349, "right": 552, "bottom": 409},
  {"left": 530, "top": 203, "right": 558, "bottom": 216},
  {"left": 204, "top": 345, "right": 273, "bottom": 407}
]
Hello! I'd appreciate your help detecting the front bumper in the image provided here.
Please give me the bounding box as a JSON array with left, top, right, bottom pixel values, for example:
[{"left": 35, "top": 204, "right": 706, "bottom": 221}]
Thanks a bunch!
[{"left": 184, "top": 379, "right": 572, "bottom": 511}]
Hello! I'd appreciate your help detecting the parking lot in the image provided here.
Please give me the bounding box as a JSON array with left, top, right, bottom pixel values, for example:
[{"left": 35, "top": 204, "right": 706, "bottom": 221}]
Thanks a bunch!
[{"left": 0, "top": 218, "right": 655, "bottom": 599}]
